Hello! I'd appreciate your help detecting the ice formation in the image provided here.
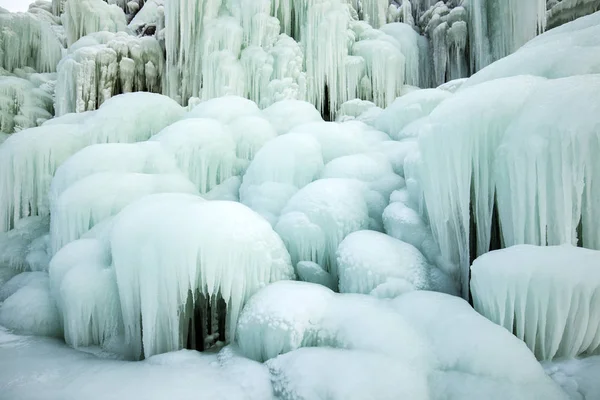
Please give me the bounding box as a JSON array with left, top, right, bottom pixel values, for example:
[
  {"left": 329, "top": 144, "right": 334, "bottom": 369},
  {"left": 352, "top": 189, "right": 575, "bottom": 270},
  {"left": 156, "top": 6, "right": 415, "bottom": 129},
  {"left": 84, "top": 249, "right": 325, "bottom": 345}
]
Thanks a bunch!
[
  {"left": 55, "top": 32, "right": 165, "bottom": 115},
  {"left": 0, "top": 10, "right": 63, "bottom": 73},
  {"left": 0, "top": 92, "right": 184, "bottom": 232},
  {"left": 149, "top": 118, "right": 239, "bottom": 194},
  {"left": 275, "top": 179, "right": 378, "bottom": 285},
  {"left": 547, "top": 0, "right": 600, "bottom": 29},
  {"left": 471, "top": 245, "right": 600, "bottom": 361},
  {"left": 61, "top": 0, "right": 128, "bottom": 46},
  {"left": 0, "top": 70, "right": 55, "bottom": 134},
  {"left": 110, "top": 194, "right": 295, "bottom": 359},
  {"left": 336, "top": 230, "right": 431, "bottom": 297},
  {"left": 0, "top": 216, "right": 49, "bottom": 272}
]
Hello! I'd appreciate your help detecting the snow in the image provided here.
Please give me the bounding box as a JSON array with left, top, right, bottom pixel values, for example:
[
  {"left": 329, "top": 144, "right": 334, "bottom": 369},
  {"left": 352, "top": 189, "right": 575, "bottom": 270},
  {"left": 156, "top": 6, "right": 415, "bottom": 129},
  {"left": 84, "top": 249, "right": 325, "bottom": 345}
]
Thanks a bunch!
[
  {"left": 110, "top": 194, "right": 294, "bottom": 359},
  {"left": 337, "top": 230, "right": 431, "bottom": 296},
  {"left": 471, "top": 245, "right": 600, "bottom": 361}
]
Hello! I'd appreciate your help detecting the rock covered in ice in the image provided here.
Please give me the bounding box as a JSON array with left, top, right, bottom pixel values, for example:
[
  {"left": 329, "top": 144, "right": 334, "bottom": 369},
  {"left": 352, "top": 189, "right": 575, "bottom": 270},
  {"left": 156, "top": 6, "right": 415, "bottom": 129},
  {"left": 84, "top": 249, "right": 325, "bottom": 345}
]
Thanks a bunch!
[
  {"left": 471, "top": 245, "right": 600, "bottom": 361},
  {"left": 56, "top": 32, "right": 165, "bottom": 115},
  {"left": 0, "top": 71, "right": 55, "bottom": 134},
  {"left": 0, "top": 272, "right": 61, "bottom": 337},
  {"left": 110, "top": 194, "right": 295, "bottom": 359},
  {"left": 337, "top": 230, "right": 431, "bottom": 297}
]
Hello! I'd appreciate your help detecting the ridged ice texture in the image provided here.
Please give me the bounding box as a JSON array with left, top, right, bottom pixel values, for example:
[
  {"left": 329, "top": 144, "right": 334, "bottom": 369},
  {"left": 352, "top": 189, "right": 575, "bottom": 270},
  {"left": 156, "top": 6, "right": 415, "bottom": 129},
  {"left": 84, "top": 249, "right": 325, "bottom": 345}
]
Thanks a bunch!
[
  {"left": 466, "top": 0, "right": 546, "bottom": 73},
  {"left": 0, "top": 93, "right": 184, "bottom": 232},
  {"left": 150, "top": 118, "right": 239, "bottom": 194},
  {"left": 50, "top": 172, "right": 198, "bottom": 253},
  {"left": 417, "top": 75, "right": 545, "bottom": 298},
  {"left": 0, "top": 12, "right": 63, "bottom": 73},
  {"left": 336, "top": 230, "right": 431, "bottom": 297},
  {"left": 55, "top": 32, "right": 165, "bottom": 115},
  {"left": 275, "top": 178, "right": 372, "bottom": 284},
  {"left": 61, "top": 0, "right": 128, "bottom": 46},
  {"left": 462, "top": 11, "right": 600, "bottom": 90},
  {"left": 110, "top": 194, "right": 294, "bottom": 359},
  {"left": 0, "top": 71, "right": 55, "bottom": 134},
  {"left": 471, "top": 245, "right": 600, "bottom": 361},
  {"left": 0, "top": 216, "right": 49, "bottom": 272}
]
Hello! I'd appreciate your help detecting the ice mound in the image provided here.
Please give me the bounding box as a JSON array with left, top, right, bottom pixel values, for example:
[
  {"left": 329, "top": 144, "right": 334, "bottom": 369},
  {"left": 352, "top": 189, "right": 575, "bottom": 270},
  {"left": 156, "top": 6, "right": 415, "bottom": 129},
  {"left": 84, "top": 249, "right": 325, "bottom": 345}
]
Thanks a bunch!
[
  {"left": 268, "top": 347, "right": 430, "bottom": 400},
  {"left": 275, "top": 179, "right": 375, "bottom": 285},
  {"left": 50, "top": 172, "right": 198, "bottom": 253},
  {"left": 227, "top": 115, "right": 277, "bottom": 163},
  {"left": 240, "top": 133, "right": 324, "bottom": 225},
  {"left": 0, "top": 216, "right": 49, "bottom": 272},
  {"left": 185, "top": 96, "right": 261, "bottom": 124},
  {"left": 261, "top": 99, "right": 322, "bottom": 135},
  {"left": 150, "top": 118, "right": 238, "bottom": 194},
  {"left": 336, "top": 230, "right": 431, "bottom": 297},
  {"left": 0, "top": 272, "right": 61, "bottom": 337},
  {"left": 471, "top": 245, "right": 600, "bottom": 361},
  {"left": 0, "top": 92, "right": 184, "bottom": 232},
  {"left": 110, "top": 194, "right": 295, "bottom": 359}
]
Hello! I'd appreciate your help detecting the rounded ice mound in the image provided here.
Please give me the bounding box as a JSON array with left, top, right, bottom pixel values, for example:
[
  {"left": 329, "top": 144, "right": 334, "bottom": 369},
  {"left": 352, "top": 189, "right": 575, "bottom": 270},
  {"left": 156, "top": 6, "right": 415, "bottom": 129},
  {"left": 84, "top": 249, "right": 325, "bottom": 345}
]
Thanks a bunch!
[
  {"left": 227, "top": 115, "right": 277, "bottom": 163},
  {"left": 50, "top": 172, "right": 199, "bottom": 253},
  {"left": 86, "top": 92, "right": 185, "bottom": 144},
  {"left": 185, "top": 96, "right": 261, "bottom": 124},
  {"left": 374, "top": 88, "right": 452, "bottom": 140},
  {"left": 372, "top": 138, "right": 418, "bottom": 177},
  {"left": 471, "top": 245, "right": 600, "bottom": 361},
  {"left": 0, "top": 215, "right": 49, "bottom": 272},
  {"left": 391, "top": 291, "right": 569, "bottom": 400},
  {"left": 267, "top": 347, "right": 430, "bottom": 400},
  {"left": 110, "top": 193, "right": 295, "bottom": 359},
  {"left": 262, "top": 99, "right": 323, "bottom": 135},
  {"left": 49, "top": 142, "right": 181, "bottom": 205},
  {"left": 150, "top": 118, "right": 239, "bottom": 194},
  {"left": 337, "top": 230, "right": 431, "bottom": 298},
  {"left": 0, "top": 271, "right": 48, "bottom": 302},
  {"left": 236, "top": 281, "right": 334, "bottom": 362},
  {"left": 275, "top": 179, "right": 371, "bottom": 285},
  {"left": 295, "top": 261, "right": 336, "bottom": 289},
  {"left": 320, "top": 153, "right": 404, "bottom": 202},
  {"left": 0, "top": 273, "right": 61, "bottom": 337}
]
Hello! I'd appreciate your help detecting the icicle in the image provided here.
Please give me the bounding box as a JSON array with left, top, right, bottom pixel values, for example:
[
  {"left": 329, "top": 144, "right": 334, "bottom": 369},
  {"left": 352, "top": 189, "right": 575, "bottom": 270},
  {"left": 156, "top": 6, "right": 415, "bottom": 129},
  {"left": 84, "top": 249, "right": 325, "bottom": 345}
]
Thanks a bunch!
[{"left": 61, "top": 0, "right": 128, "bottom": 46}]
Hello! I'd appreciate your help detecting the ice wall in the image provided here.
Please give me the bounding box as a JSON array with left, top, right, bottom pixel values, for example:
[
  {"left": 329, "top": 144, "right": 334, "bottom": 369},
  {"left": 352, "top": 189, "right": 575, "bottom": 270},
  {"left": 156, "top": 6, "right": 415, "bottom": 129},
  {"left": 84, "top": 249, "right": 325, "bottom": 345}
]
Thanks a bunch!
[{"left": 61, "top": 0, "right": 128, "bottom": 46}]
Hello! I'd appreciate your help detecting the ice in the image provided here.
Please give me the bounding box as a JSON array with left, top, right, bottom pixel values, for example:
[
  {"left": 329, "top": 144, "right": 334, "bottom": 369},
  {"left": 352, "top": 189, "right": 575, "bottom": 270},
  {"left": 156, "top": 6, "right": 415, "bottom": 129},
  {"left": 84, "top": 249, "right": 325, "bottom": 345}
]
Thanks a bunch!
[
  {"left": 336, "top": 230, "right": 431, "bottom": 297},
  {"left": 471, "top": 245, "right": 600, "bottom": 361},
  {"left": 240, "top": 133, "right": 324, "bottom": 225},
  {"left": 0, "top": 72, "right": 55, "bottom": 134},
  {"left": 547, "top": 0, "right": 600, "bottom": 29},
  {"left": 227, "top": 115, "right": 277, "bottom": 163},
  {"left": 0, "top": 272, "right": 61, "bottom": 337},
  {"left": 0, "top": 271, "right": 48, "bottom": 301},
  {"left": 372, "top": 138, "right": 418, "bottom": 176},
  {"left": 0, "top": 93, "right": 184, "bottom": 232},
  {"left": 185, "top": 96, "right": 260, "bottom": 124},
  {"left": 128, "top": 0, "right": 164, "bottom": 35},
  {"left": 391, "top": 291, "right": 569, "bottom": 400},
  {"left": 61, "top": 0, "right": 128, "bottom": 46},
  {"left": 373, "top": 88, "right": 452, "bottom": 140},
  {"left": 275, "top": 179, "right": 374, "bottom": 284},
  {"left": 0, "top": 216, "right": 49, "bottom": 272},
  {"left": 295, "top": 260, "right": 336, "bottom": 289},
  {"left": 55, "top": 32, "right": 165, "bottom": 115},
  {"left": 261, "top": 99, "right": 322, "bottom": 135},
  {"left": 50, "top": 172, "right": 198, "bottom": 253},
  {"left": 150, "top": 118, "right": 239, "bottom": 194},
  {"left": 320, "top": 153, "right": 404, "bottom": 202},
  {"left": 110, "top": 194, "right": 295, "bottom": 359},
  {"left": 463, "top": 11, "right": 600, "bottom": 89},
  {"left": 268, "top": 347, "right": 430, "bottom": 400},
  {"left": 545, "top": 355, "right": 600, "bottom": 400},
  {"left": 0, "top": 11, "right": 63, "bottom": 73},
  {"left": 379, "top": 22, "right": 422, "bottom": 87}
]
